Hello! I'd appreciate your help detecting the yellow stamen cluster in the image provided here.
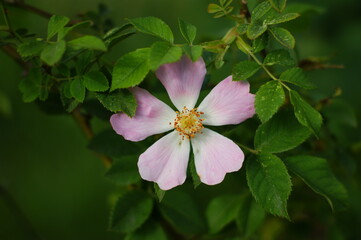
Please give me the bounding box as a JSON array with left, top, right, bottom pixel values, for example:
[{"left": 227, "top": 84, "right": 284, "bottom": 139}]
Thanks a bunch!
[{"left": 170, "top": 106, "right": 204, "bottom": 140}]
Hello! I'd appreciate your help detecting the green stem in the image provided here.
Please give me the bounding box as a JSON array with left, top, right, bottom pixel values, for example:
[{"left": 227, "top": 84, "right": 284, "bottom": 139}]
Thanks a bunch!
[
  {"left": 1, "top": 0, "right": 23, "bottom": 42},
  {"left": 237, "top": 36, "right": 291, "bottom": 91},
  {"left": 237, "top": 143, "right": 259, "bottom": 154},
  {"left": 48, "top": 74, "right": 79, "bottom": 81},
  {"left": 62, "top": 49, "right": 87, "bottom": 63},
  {"left": 71, "top": 108, "right": 112, "bottom": 168},
  {"left": 1, "top": 45, "right": 30, "bottom": 69},
  {"left": 278, "top": 79, "right": 291, "bottom": 91},
  {"left": 0, "top": 0, "right": 9, "bottom": 27}
]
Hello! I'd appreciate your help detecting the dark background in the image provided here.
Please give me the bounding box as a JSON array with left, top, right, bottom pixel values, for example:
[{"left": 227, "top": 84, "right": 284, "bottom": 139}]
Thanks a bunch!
[{"left": 1, "top": 0, "right": 360, "bottom": 239}]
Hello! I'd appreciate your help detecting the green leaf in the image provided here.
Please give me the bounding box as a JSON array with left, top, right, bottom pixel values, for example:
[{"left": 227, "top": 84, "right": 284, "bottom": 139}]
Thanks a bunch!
[
  {"left": 263, "top": 49, "right": 294, "bottom": 66},
  {"left": 232, "top": 60, "right": 260, "bottom": 81},
  {"left": 183, "top": 45, "right": 203, "bottom": 62},
  {"left": 125, "top": 221, "right": 167, "bottom": 240},
  {"left": 279, "top": 67, "right": 315, "bottom": 89},
  {"left": 224, "top": 6, "right": 233, "bottom": 16},
  {"left": 110, "top": 190, "right": 153, "bottom": 233},
  {"left": 17, "top": 40, "right": 46, "bottom": 58},
  {"left": 284, "top": 155, "right": 348, "bottom": 210},
  {"left": 216, "top": 46, "right": 229, "bottom": 67},
  {"left": 225, "top": 6, "right": 234, "bottom": 16},
  {"left": 111, "top": 48, "right": 150, "bottom": 91},
  {"left": 75, "top": 50, "right": 94, "bottom": 75},
  {"left": 236, "top": 195, "right": 265, "bottom": 238},
  {"left": 247, "top": 20, "right": 267, "bottom": 39},
  {"left": 149, "top": 41, "right": 182, "bottom": 70},
  {"left": 251, "top": 1, "right": 272, "bottom": 20},
  {"left": 215, "top": 45, "right": 229, "bottom": 69},
  {"left": 237, "top": 24, "right": 248, "bottom": 35},
  {"left": 266, "top": 13, "right": 300, "bottom": 25},
  {"left": 246, "top": 154, "right": 291, "bottom": 218},
  {"left": 220, "top": 0, "right": 233, "bottom": 8},
  {"left": 252, "top": 33, "right": 268, "bottom": 53},
  {"left": 102, "top": 24, "right": 135, "bottom": 49},
  {"left": 206, "top": 194, "right": 242, "bottom": 234},
  {"left": 129, "top": 17, "right": 174, "bottom": 43},
  {"left": 68, "top": 36, "right": 107, "bottom": 51},
  {"left": 269, "top": 0, "right": 287, "bottom": 12},
  {"left": 83, "top": 71, "right": 109, "bottom": 92},
  {"left": 254, "top": 110, "right": 311, "bottom": 153},
  {"left": 96, "top": 89, "right": 136, "bottom": 117},
  {"left": 61, "top": 81, "right": 72, "bottom": 98},
  {"left": 289, "top": 90, "right": 323, "bottom": 135},
  {"left": 201, "top": 40, "right": 227, "bottom": 53},
  {"left": 153, "top": 184, "right": 166, "bottom": 202},
  {"left": 178, "top": 18, "right": 197, "bottom": 44},
  {"left": 103, "top": 23, "right": 133, "bottom": 40},
  {"left": 189, "top": 156, "right": 201, "bottom": 189},
  {"left": 105, "top": 32, "right": 135, "bottom": 49},
  {"left": 105, "top": 156, "right": 141, "bottom": 185},
  {"left": 55, "top": 64, "right": 71, "bottom": 78},
  {"left": 159, "top": 190, "right": 206, "bottom": 235},
  {"left": 269, "top": 27, "right": 295, "bottom": 49},
  {"left": 207, "top": 3, "right": 222, "bottom": 13},
  {"left": 47, "top": 15, "right": 70, "bottom": 40},
  {"left": 58, "top": 20, "right": 92, "bottom": 40},
  {"left": 39, "top": 75, "right": 50, "bottom": 101},
  {"left": 236, "top": 36, "right": 252, "bottom": 54},
  {"left": 255, "top": 81, "right": 285, "bottom": 123},
  {"left": 19, "top": 68, "right": 42, "bottom": 102},
  {"left": 214, "top": 12, "right": 226, "bottom": 19},
  {"left": 70, "top": 77, "right": 86, "bottom": 102},
  {"left": 40, "top": 40, "right": 66, "bottom": 66},
  {"left": 59, "top": 87, "right": 79, "bottom": 112}
]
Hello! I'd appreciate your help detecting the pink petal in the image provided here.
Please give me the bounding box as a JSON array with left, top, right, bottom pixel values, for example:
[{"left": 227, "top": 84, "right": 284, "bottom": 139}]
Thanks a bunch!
[
  {"left": 110, "top": 87, "right": 175, "bottom": 142},
  {"left": 138, "top": 131, "right": 190, "bottom": 190},
  {"left": 156, "top": 55, "right": 206, "bottom": 110},
  {"left": 191, "top": 128, "right": 244, "bottom": 185},
  {"left": 198, "top": 76, "right": 255, "bottom": 126}
]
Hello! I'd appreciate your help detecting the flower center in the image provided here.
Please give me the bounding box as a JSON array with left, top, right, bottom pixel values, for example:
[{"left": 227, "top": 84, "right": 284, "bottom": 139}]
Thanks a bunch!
[{"left": 171, "top": 106, "right": 204, "bottom": 140}]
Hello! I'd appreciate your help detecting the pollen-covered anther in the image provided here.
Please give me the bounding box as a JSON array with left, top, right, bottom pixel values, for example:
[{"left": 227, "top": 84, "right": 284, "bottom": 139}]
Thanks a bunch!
[{"left": 173, "top": 106, "right": 204, "bottom": 140}]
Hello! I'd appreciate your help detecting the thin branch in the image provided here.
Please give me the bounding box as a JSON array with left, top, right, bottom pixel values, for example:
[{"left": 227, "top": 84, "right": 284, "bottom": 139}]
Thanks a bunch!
[
  {"left": 236, "top": 36, "right": 292, "bottom": 91},
  {"left": 315, "top": 87, "right": 342, "bottom": 111},
  {"left": 158, "top": 213, "right": 186, "bottom": 240},
  {"left": 10, "top": 1, "right": 51, "bottom": 18},
  {"left": 1, "top": 45, "right": 30, "bottom": 70},
  {"left": 1, "top": 0, "right": 10, "bottom": 26},
  {"left": 298, "top": 59, "right": 344, "bottom": 71},
  {"left": 240, "top": 0, "right": 251, "bottom": 23},
  {"left": 237, "top": 143, "right": 259, "bottom": 154},
  {"left": 1, "top": 0, "right": 23, "bottom": 41},
  {"left": 72, "top": 108, "right": 112, "bottom": 168},
  {"left": 5, "top": 0, "right": 78, "bottom": 24}
]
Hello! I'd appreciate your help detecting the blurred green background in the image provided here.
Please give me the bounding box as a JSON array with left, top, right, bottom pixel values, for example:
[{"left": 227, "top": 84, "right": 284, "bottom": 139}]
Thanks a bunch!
[{"left": 1, "top": 0, "right": 360, "bottom": 239}]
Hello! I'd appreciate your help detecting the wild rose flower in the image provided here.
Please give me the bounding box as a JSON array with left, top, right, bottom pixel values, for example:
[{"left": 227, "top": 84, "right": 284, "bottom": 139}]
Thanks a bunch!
[{"left": 110, "top": 56, "right": 255, "bottom": 190}]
